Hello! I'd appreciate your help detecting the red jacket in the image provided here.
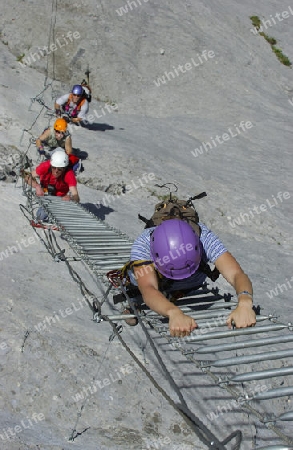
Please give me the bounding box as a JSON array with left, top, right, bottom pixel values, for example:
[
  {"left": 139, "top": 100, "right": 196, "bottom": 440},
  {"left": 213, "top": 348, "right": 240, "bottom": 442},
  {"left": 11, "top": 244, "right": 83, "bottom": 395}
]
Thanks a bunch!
[{"left": 36, "top": 160, "right": 77, "bottom": 196}]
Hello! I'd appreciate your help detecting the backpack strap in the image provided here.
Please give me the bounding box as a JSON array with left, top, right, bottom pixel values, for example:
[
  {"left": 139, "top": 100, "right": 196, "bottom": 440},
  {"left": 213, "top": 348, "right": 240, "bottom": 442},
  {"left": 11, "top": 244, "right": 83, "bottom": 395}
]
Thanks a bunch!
[
  {"left": 118, "top": 260, "right": 154, "bottom": 280},
  {"left": 65, "top": 94, "right": 86, "bottom": 116},
  {"left": 138, "top": 213, "right": 155, "bottom": 228},
  {"left": 198, "top": 260, "right": 220, "bottom": 282}
]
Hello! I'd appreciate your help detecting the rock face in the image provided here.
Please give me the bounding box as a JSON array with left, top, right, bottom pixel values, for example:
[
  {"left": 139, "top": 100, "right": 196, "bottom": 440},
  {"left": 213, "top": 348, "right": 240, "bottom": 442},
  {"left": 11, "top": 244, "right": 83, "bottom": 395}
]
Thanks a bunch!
[
  {"left": 1, "top": 0, "right": 293, "bottom": 116},
  {"left": 1, "top": 1, "right": 293, "bottom": 449},
  {"left": 0, "top": 144, "right": 26, "bottom": 182}
]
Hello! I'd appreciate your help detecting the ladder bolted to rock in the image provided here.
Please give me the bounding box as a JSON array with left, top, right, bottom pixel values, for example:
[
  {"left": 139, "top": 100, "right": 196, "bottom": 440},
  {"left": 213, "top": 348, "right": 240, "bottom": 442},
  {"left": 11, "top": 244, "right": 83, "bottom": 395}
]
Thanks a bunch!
[
  {"left": 38, "top": 196, "right": 134, "bottom": 272},
  {"left": 28, "top": 197, "right": 293, "bottom": 449}
]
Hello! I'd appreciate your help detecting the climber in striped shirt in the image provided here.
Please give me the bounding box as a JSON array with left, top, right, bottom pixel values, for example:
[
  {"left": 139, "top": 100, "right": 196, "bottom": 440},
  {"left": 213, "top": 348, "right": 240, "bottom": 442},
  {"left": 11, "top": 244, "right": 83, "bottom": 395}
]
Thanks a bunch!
[{"left": 129, "top": 219, "right": 256, "bottom": 338}]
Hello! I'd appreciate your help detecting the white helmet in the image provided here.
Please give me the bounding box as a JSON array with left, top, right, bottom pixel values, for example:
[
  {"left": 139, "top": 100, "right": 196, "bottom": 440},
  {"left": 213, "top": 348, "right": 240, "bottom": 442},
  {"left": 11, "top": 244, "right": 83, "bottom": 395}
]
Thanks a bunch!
[{"left": 50, "top": 149, "right": 69, "bottom": 168}]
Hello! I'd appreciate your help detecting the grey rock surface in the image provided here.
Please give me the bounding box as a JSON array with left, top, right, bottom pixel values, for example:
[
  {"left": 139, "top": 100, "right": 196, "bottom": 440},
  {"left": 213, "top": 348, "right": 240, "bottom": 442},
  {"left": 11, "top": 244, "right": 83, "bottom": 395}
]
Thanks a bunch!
[{"left": 0, "top": 1, "right": 293, "bottom": 449}]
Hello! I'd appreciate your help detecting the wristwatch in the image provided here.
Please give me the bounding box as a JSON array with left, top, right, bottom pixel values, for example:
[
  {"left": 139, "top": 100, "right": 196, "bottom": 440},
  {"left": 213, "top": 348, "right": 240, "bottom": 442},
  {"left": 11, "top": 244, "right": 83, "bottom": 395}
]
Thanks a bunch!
[{"left": 237, "top": 291, "right": 253, "bottom": 300}]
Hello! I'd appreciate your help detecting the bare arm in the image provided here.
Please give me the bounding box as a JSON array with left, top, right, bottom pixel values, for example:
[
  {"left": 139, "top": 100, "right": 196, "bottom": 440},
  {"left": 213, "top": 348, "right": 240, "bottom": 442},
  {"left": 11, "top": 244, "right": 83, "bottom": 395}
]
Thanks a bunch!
[
  {"left": 55, "top": 94, "right": 69, "bottom": 113},
  {"left": 70, "top": 117, "right": 82, "bottom": 124},
  {"left": 215, "top": 252, "right": 256, "bottom": 328},
  {"left": 62, "top": 185, "right": 80, "bottom": 202},
  {"left": 23, "top": 169, "right": 44, "bottom": 196},
  {"left": 134, "top": 265, "right": 197, "bottom": 337},
  {"left": 64, "top": 135, "right": 73, "bottom": 154},
  {"left": 134, "top": 250, "right": 256, "bottom": 335},
  {"left": 36, "top": 128, "right": 50, "bottom": 150}
]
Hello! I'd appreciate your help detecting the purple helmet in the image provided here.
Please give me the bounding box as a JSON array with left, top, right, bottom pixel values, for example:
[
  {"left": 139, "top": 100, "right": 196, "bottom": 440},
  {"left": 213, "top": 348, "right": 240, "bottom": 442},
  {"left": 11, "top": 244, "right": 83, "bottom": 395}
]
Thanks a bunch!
[
  {"left": 72, "top": 84, "right": 83, "bottom": 95},
  {"left": 150, "top": 219, "right": 201, "bottom": 280}
]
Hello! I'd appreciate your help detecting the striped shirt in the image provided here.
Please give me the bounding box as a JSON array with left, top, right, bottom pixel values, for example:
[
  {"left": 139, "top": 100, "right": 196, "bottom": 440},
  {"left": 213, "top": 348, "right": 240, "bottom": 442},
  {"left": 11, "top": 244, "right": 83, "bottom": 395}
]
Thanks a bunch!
[{"left": 129, "top": 222, "right": 227, "bottom": 290}]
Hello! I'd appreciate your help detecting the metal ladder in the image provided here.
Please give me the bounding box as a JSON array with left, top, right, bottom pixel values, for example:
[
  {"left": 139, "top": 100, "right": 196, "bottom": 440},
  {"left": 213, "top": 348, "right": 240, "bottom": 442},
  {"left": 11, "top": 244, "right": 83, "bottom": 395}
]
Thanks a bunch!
[{"left": 34, "top": 196, "right": 293, "bottom": 449}]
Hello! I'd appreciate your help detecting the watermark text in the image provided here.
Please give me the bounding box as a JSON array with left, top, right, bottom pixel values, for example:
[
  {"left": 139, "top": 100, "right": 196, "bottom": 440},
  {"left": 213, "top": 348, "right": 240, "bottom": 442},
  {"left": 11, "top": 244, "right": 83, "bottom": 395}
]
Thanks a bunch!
[
  {"left": 191, "top": 121, "right": 253, "bottom": 158},
  {"left": 116, "top": 0, "right": 150, "bottom": 17},
  {"left": 72, "top": 364, "right": 133, "bottom": 402},
  {"left": 154, "top": 50, "right": 215, "bottom": 87},
  {"left": 266, "top": 276, "right": 293, "bottom": 299},
  {"left": 0, "top": 413, "right": 45, "bottom": 441},
  {"left": 250, "top": 6, "right": 293, "bottom": 35},
  {"left": 18, "top": 32, "right": 80, "bottom": 67},
  {"left": 228, "top": 191, "right": 290, "bottom": 228}
]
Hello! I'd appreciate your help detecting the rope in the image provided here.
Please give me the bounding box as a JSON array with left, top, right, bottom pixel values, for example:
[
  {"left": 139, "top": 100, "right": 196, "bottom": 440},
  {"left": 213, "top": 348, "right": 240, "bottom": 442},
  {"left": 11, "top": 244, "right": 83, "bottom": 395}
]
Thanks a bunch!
[
  {"left": 115, "top": 283, "right": 240, "bottom": 450},
  {"left": 18, "top": 194, "right": 293, "bottom": 447},
  {"left": 71, "top": 266, "right": 238, "bottom": 449},
  {"left": 19, "top": 204, "right": 226, "bottom": 448},
  {"left": 19, "top": 194, "right": 240, "bottom": 449},
  {"left": 19, "top": 0, "right": 58, "bottom": 157},
  {"left": 48, "top": 231, "right": 100, "bottom": 314},
  {"left": 18, "top": 195, "right": 293, "bottom": 448},
  {"left": 14, "top": 3, "right": 289, "bottom": 443},
  {"left": 145, "top": 313, "right": 293, "bottom": 448},
  {"left": 19, "top": 203, "right": 59, "bottom": 258},
  {"left": 44, "top": 0, "right": 58, "bottom": 87}
]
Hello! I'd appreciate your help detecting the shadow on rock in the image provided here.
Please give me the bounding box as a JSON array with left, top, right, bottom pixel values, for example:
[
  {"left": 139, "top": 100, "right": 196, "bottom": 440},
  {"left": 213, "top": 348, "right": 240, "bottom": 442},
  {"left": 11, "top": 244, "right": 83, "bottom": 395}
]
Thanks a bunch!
[
  {"left": 81, "top": 122, "right": 115, "bottom": 132},
  {"left": 72, "top": 148, "right": 88, "bottom": 160},
  {"left": 82, "top": 202, "right": 115, "bottom": 220}
]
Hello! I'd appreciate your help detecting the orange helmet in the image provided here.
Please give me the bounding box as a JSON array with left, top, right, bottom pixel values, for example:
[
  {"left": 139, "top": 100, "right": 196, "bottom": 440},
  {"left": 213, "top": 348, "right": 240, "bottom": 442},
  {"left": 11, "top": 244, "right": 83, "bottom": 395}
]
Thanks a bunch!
[{"left": 54, "top": 118, "right": 67, "bottom": 133}]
